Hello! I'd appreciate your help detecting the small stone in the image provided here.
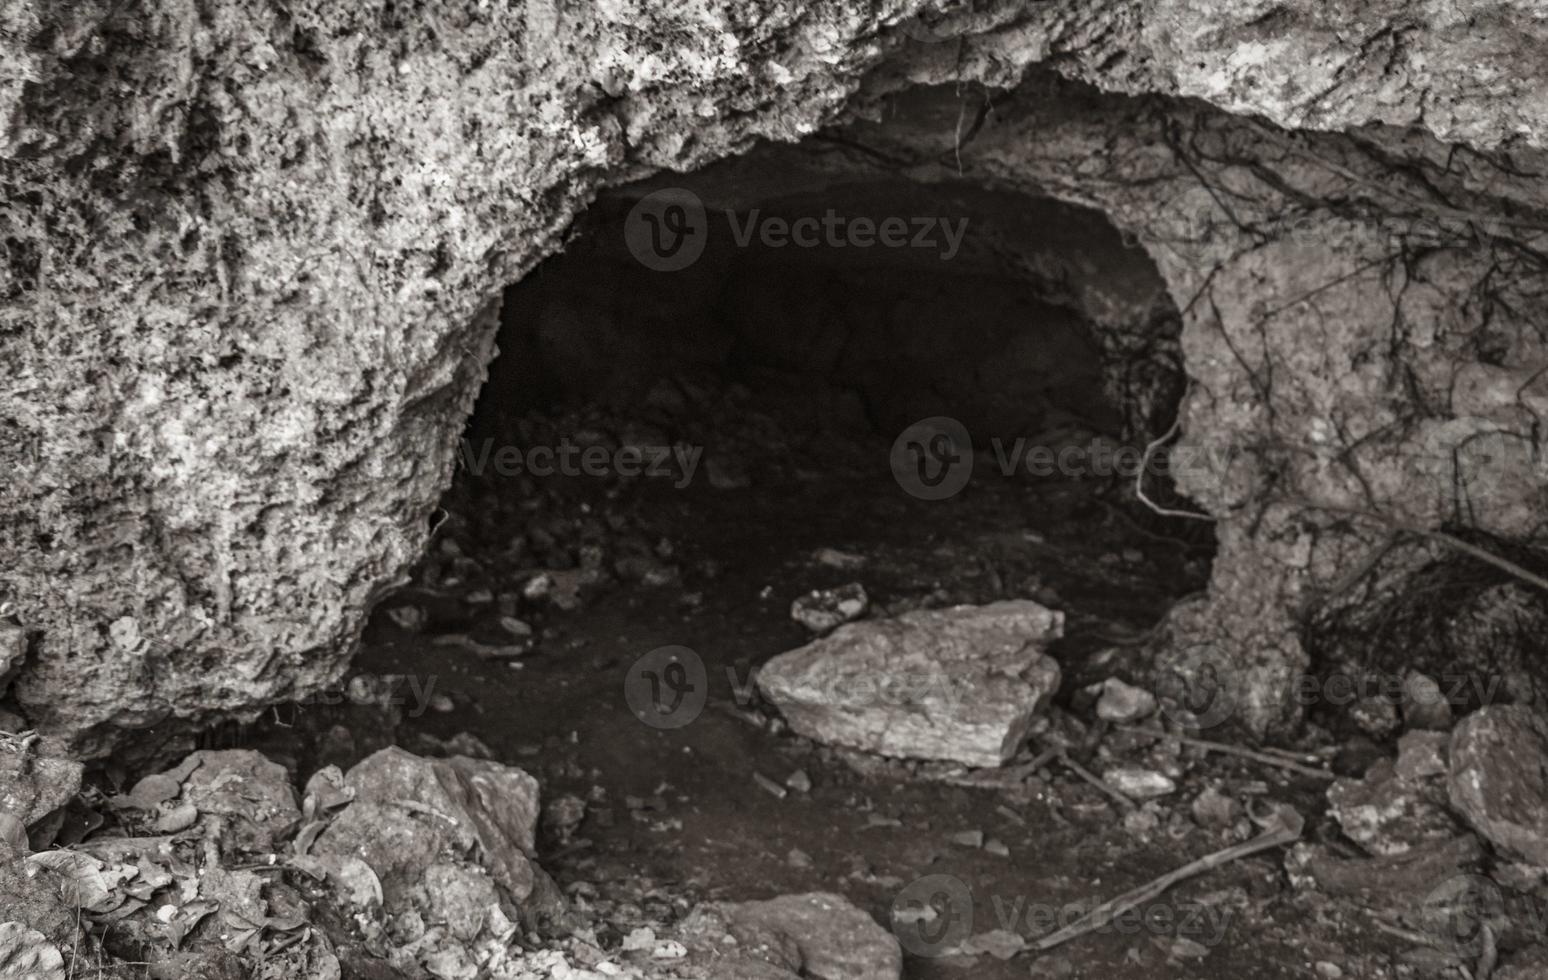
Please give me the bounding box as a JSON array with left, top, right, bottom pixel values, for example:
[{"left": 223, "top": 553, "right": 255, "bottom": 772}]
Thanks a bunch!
[
  {"left": 704, "top": 892, "right": 901, "bottom": 980},
  {"left": 428, "top": 694, "right": 455, "bottom": 713},
  {"left": 1095, "top": 678, "right": 1157, "bottom": 723},
  {"left": 983, "top": 838, "right": 1010, "bottom": 857},
  {"left": 790, "top": 583, "right": 869, "bottom": 635},
  {"left": 1104, "top": 766, "right": 1177, "bottom": 799},
  {"left": 1327, "top": 735, "right": 1458, "bottom": 857},
  {"left": 1191, "top": 785, "right": 1240, "bottom": 828},
  {"left": 785, "top": 769, "right": 812, "bottom": 793},
  {"left": 1350, "top": 694, "right": 1400, "bottom": 739},
  {"left": 812, "top": 548, "right": 866, "bottom": 569},
  {"left": 1401, "top": 672, "right": 1454, "bottom": 731},
  {"left": 948, "top": 829, "right": 984, "bottom": 848},
  {"left": 622, "top": 927, "right": 656, "bottom": 952},
  {"left": 1448, "top": 705, "right": 1548, "bottom": 867},
  {"left": 787, "top": 848, "right": 813, "bottom": 869},
  {"left": 1314, "top": 962, "right": 1343, "bottom": 979}
]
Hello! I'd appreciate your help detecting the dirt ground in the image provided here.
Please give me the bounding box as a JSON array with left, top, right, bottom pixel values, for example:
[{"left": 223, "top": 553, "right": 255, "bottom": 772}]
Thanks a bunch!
[{"left": 243, "top": 371, "right": 1441, "bottom": 980}]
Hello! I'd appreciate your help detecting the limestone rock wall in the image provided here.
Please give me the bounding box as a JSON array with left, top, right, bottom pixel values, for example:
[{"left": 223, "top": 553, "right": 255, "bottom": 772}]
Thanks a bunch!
[{"left": 3, "top": 0, "right": 1547, "bottom": 751}]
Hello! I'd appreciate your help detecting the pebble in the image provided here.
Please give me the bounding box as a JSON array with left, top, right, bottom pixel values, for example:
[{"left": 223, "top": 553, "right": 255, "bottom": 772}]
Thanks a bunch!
[
  {"left": 1095, "top": 678, "right": 1157, "bottom": 723},
  {"left": 1103, "top": 766, "right": 1177, "bottom": 799},
  {"left": 789, "top": 583, "right": 869, "bottom": 634}
]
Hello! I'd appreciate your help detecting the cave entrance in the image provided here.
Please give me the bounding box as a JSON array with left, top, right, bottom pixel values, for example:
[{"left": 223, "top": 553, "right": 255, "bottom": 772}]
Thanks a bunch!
[
  {"left": 343, "top": 141, "right": 1213, "bottom": 954},
  {"left": 376, "top": 139, "right": 1217, "bottom": 734}
]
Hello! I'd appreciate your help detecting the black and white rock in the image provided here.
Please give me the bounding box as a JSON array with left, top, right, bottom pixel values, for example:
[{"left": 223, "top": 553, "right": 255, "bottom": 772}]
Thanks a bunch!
[
  {"left": 0, "top": 746, "right": 81, "bottom": 849},
  {"left": 757, "top": 600, "right": 1062, "bottom": 767},
  {"left": 1095, "top": 678, "right": 1157, "bottom": 723},
  {"left": 1448, "top": 705, "right": 1548, "bottom": 868},
  {"left": 686, "top": 892, "right": 901, "bottom": 980},
  {"left": 790, "top": 584, "right": 869, "bottom": 635},
  {"left": 1327, "top": 731, "right": 1459, "bottom": 857}
]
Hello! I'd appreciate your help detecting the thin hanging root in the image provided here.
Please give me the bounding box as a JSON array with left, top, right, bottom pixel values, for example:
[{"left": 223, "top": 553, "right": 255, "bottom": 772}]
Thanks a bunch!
[
  {"left": 1136, "top": 420, "right": 1215, "bottom": 522},
  {"left": 1307, "top": 502, "right": 1548, "bottom": 596},
  {"left": 1029, "top": 803, "right": 1305, "bottom": 954}
]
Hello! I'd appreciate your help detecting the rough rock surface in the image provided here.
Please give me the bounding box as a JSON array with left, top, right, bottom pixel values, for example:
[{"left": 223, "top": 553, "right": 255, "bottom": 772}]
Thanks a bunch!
[
  {"left": 338, "top": 747, "right": 541, "bottom": 900},
  {"left": 757, "top": 600, "right": 1062, "bottom": 767},
  {"left": 1499, "top": 944, "right": 1548, "bottom": 980},
  {"left": 1448, "top": 706, "right": 1548, "bottom": 868},
  {"left": 5, "top": 0, "right": 1548, "bottom": 747},
  {"left": 693, "top": 892, "right": 902, "bottom": 980},
  {"left": 1327, "top": 731, "right": 1458, "bottom": 857},
  {"left": 178, "top": 749, "right": 300, "bottom": 851},
  {"left": 0, "top": 749, "right": 82, "bottom": 840}
]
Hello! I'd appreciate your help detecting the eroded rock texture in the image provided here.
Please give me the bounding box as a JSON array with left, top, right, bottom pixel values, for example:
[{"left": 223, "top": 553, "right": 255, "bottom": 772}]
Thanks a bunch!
[{"left": 3, "top": 0, "right": 1547, "bottom": 750}]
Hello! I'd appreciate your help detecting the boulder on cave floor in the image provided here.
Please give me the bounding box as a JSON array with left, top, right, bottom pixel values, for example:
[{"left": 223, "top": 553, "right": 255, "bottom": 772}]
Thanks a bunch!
[
  {"left": 756, "top": 600, "right": 1063, "bottom": 768},
  {"left": 1448, "top": 705, "right": 1548, "bottom": 868}
]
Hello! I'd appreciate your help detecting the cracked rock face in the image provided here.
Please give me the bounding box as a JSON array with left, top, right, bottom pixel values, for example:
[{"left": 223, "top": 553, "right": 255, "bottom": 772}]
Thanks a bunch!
[
  {"left": 757, "top": 600, "right": 1063, "bottom": 767},
  {"left": 4, "top": 0, "right": 1548, "bottom": 750}
]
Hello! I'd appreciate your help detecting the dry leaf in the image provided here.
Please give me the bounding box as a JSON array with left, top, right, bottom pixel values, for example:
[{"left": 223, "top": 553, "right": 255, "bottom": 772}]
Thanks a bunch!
[
  {"left": 26, "top": 850, "right": 136, "bottom": 913},
  {"left": 0, "top": 921, "right": 65, "bottom": 980}
]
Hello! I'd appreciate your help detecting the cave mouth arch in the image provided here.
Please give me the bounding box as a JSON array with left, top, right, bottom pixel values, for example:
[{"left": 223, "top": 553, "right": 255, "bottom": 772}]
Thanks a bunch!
[{"left": 329, "top": 132, "right": 1218, "bottom": 777}]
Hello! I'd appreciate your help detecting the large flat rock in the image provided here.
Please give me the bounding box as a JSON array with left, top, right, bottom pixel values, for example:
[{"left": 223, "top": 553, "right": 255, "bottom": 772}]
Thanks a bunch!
[{"left": 757, "top": 600, "right": 1062, "bottom": 767}]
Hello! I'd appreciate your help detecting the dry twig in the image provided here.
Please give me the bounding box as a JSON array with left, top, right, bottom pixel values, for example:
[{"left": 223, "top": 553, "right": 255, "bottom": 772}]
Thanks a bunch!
[{"left": 1030, "top": 803, "right": 1305, "bottom": 952}]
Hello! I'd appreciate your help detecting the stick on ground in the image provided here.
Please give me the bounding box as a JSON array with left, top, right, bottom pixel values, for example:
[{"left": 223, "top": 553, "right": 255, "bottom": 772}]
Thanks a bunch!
[{"left": 1029, "top": 803, "right": 1305, "bottom": 953}]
